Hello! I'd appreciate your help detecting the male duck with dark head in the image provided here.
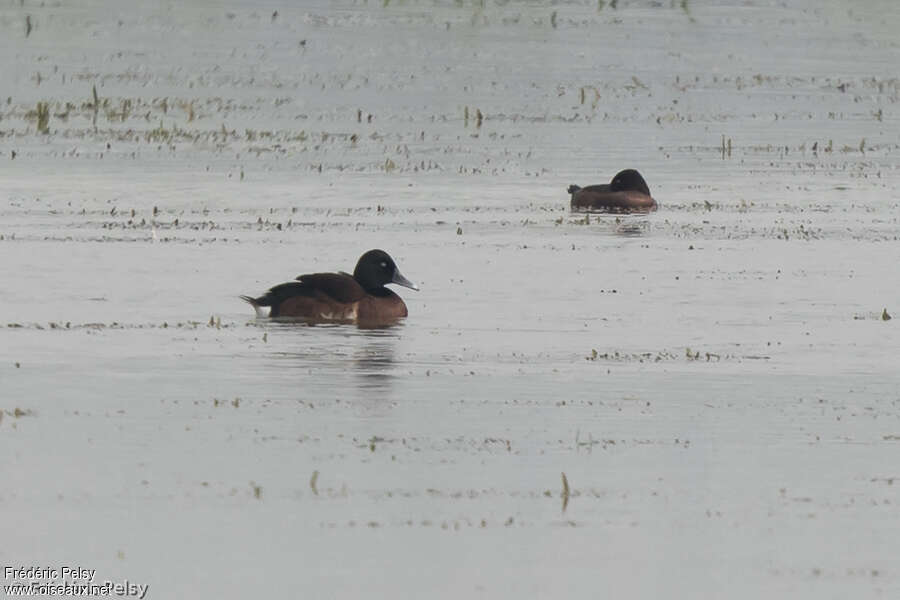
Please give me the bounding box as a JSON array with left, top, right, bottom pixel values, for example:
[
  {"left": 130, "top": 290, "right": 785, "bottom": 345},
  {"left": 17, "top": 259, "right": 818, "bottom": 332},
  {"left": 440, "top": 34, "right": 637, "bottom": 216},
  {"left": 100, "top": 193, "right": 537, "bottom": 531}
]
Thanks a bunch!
[
  {"left": 568, "top": 169, "right": 658, "bottom": 213},
  {"left": 240, "top": 249, "right": 418, "bottom": 324}
]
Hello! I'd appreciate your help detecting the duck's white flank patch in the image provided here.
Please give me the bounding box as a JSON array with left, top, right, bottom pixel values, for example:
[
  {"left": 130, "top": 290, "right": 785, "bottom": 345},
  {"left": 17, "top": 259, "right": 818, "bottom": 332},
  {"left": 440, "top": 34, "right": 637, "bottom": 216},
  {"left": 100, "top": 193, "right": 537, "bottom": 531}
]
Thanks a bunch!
[{"left": 319, "top": 306, "right": 358, "bottom": 321}]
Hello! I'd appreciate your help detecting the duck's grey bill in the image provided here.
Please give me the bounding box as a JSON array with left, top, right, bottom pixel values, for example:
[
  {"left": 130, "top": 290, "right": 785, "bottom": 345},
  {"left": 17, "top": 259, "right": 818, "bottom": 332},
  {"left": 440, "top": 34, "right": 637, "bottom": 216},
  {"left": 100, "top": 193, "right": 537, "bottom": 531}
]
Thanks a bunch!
[{"left": 392, "top": 270, "right": 419, "bottom": 291}]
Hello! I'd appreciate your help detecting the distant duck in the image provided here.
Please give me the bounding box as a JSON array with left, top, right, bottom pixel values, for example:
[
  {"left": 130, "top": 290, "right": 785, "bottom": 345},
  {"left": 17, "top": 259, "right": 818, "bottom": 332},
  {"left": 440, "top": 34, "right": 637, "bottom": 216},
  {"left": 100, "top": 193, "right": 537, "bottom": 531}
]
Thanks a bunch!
[
  {"left": 568, "top": 169, "right": 658, "bottom": 212},
  {"left": 240, "top": 249, "right": 417, "bottom": 324}
]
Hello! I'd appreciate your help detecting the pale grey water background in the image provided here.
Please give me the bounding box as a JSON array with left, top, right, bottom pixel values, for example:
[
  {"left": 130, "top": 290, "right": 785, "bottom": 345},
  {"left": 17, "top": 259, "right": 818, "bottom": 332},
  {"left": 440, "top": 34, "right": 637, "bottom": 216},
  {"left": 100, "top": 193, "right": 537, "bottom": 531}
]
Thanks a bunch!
[{"left": 2, "top": 1, "right": 900, "bottom": 598}]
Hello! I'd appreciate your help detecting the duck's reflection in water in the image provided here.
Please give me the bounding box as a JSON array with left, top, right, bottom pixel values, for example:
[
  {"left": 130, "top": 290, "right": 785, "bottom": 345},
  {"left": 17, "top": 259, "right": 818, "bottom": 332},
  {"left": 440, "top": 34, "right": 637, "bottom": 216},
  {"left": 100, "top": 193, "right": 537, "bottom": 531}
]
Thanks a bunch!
[
  {"left": 349, "top": 326, "right": 399, "bottom": 395},
  {"left": 568, "top": 210, "right": 652, "bottom": 238},
  {"left": 259, "top": 321, "right": 401, "bottom": 403},
  {"left": 613, "top": 218, "right": 650, "bottom": 237}
]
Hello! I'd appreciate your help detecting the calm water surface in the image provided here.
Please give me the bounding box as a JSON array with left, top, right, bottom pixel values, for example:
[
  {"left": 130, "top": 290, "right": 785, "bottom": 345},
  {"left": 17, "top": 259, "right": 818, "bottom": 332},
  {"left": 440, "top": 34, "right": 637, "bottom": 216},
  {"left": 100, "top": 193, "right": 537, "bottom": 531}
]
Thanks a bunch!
[{"left": 2, "top": 1, "right": 899, "bottom": 598}]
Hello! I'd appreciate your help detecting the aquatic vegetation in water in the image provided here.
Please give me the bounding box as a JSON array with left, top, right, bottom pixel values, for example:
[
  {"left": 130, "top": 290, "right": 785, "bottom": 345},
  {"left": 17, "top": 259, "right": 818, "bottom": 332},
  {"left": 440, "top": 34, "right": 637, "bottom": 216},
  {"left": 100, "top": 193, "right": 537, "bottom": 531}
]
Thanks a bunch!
[
  {"left": 720, "top": 135, "right": 733, "bottom": 159},
  {"left": 35, "top": 102, "right": 49, "bottom": 133}
]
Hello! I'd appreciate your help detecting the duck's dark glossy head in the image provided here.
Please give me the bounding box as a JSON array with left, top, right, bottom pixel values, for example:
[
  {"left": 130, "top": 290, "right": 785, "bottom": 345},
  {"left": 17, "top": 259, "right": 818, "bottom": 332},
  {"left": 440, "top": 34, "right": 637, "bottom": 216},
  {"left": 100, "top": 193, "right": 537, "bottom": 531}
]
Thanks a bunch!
[
  {"left": 353, "top": 249, "right": 418, "bottom": 292},
  {"left": 609, "top": 169, "right": 651, "bottom": 196}
]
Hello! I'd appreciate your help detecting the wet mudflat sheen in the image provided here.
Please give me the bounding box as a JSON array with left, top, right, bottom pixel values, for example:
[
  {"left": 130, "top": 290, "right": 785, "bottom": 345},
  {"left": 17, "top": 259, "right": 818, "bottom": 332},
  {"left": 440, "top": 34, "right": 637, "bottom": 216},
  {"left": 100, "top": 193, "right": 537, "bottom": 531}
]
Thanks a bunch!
[{"left": 2, "top": 0, "right": 899, "bottom": 597}]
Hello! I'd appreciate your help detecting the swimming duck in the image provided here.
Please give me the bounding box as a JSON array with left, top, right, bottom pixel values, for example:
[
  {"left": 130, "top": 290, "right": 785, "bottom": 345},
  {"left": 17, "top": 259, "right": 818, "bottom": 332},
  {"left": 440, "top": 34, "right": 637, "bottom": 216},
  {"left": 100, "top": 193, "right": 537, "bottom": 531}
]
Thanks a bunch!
[
  {"left": 568, "top": 169, "right": 658, "bottom": 212},
  {"left": 240, "top": 249, "right": 417, "bottom": 323}
]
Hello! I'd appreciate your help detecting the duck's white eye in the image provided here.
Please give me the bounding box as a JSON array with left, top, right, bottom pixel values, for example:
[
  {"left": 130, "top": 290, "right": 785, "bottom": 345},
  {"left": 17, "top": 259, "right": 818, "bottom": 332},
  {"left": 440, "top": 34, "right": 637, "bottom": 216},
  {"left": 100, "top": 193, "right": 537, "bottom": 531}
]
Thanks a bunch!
[{"left": 380, "top": 262, "right": 387, "bottom": 268}]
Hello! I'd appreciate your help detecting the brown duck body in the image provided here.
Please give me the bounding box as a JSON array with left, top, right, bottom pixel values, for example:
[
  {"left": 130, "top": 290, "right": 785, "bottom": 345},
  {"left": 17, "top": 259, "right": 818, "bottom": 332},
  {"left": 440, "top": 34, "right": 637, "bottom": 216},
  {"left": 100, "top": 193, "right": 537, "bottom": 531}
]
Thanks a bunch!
[
  {"left": 241, "top": 249, "right": 416, "bottom": 325},
  {"left": 265, "top": 273, "right": 408, "bottom": 321},
  {"left": 568, "top": 169, "right": 658, "bottom": 213},
  {"left": 569, "top": 185, "right": 657, "bottom": 212}
]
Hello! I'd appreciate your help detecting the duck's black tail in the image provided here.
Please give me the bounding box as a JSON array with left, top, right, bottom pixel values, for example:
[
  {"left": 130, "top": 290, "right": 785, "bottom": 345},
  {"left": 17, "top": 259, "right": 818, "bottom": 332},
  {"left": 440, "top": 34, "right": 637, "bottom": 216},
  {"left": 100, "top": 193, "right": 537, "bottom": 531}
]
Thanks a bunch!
[
  {"left": 239, "top": 295, "right": 268, "bottom": 318},
  {"left": 567, "top": 184, "right": 581, "bottom": 195}
]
